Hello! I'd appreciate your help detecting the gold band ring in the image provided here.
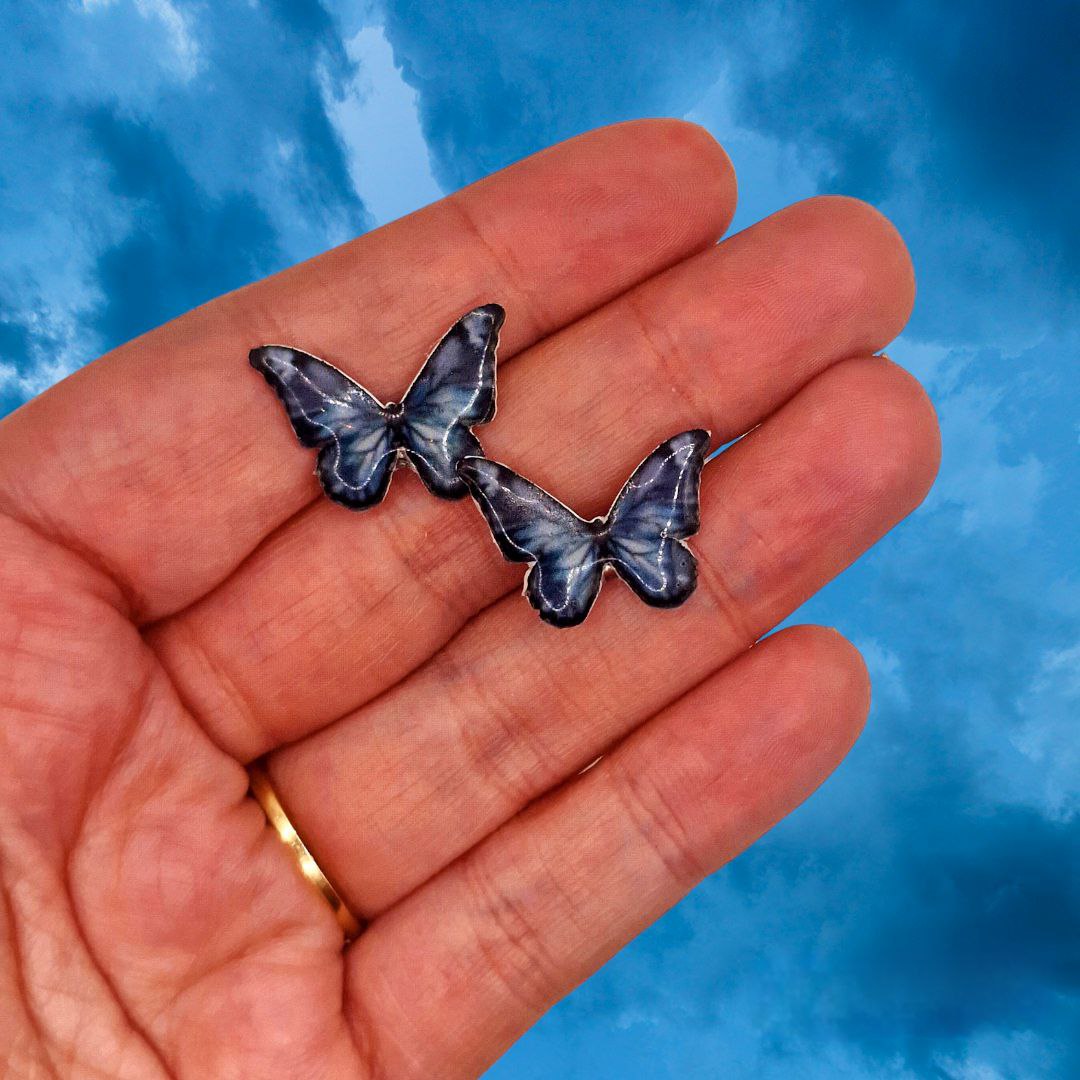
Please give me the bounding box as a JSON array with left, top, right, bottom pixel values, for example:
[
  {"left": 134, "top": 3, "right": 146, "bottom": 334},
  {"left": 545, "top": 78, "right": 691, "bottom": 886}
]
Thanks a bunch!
[{"left": 247, "top": 760, "right": 363, "bottom": 942}]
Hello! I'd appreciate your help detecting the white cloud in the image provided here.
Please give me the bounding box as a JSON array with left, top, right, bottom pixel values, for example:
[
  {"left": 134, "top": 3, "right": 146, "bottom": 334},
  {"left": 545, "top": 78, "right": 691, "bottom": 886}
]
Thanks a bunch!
[
  {"left": 322, "top": 24, "right": 443, "bottom": 225},
  {"left": 81, "top": 0, "right": 201, "bottom": 81},
  {"left": 963, "top": 636, "right": 1080, "bottom": 824},
  {"left": 925, "top": 379, "right": 1045, "bottom": 537},
  {"left": 0, "top": 114, "right": 122, "bottom": 396},
  {"left": 1009, "top": 641, "right": 1080, "bottom": 822},
  {"left": 0, "top": 302, "right": 90, "bottom": 397},
  {"left": 855, "top": 638, "right": 910, "bottom": 709},
  {"left": 886, "top": 337, "right": 958, "bottom": 394},
  {"left": 135, "top": 0, "right": 201, "bottom": 79},
  {"left": 934, "top": 1028, "right": 1065, "bottom": 1080},
  {"left": 686, "top": 69, "right": 828, "bottom": 232}
]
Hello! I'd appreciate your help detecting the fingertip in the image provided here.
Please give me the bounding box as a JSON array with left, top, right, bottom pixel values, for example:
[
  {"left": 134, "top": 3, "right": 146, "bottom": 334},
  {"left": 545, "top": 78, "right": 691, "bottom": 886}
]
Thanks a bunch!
[
  {"left": 768, "top": 195, "right": 916, "bottom": 349},
  {"left": 681, "top": 625, "right": 871, "bottom": 842},
  {"left": 640, "top": 118, "right": 738, "bottom": 233},
  {"left": 801, "top": 355, "right": 942, "bottom": 525},
  {"left": 583, "top": 117, "right": 739, "bottom": 243},
  {"left": 872, "top": 354, "right": 943, "bottom": 500},
  {"left": 761, "top": 625, "right": 872, "bottom": 748}
]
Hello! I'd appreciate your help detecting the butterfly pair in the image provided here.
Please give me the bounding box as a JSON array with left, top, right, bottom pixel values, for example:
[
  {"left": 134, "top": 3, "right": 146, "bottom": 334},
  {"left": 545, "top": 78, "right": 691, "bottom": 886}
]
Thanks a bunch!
[{"left": 250, "top": 306, "right": 710, "bottom": 628}]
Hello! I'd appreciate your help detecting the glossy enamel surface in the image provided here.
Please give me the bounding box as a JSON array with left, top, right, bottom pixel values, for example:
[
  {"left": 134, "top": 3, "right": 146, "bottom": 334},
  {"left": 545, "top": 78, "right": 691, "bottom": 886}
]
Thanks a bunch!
[
  {"left": 250, "top": 304, "right": 503, "bottom": 509},
  {"left": 458, "top": 428, "right": 711, "bottom": 627}
]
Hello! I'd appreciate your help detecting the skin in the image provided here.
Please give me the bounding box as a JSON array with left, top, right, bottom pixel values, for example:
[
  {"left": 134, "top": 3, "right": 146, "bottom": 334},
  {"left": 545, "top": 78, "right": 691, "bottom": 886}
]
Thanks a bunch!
[{"left": 0, "top": 120, "right": 940, "bottom": 1078}]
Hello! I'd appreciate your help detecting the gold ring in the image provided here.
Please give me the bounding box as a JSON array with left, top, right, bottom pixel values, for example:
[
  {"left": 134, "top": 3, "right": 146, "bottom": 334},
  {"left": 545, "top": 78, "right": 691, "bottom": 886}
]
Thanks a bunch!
[{"left": 247, "top": 760, "right": 363, "bottom": 942}]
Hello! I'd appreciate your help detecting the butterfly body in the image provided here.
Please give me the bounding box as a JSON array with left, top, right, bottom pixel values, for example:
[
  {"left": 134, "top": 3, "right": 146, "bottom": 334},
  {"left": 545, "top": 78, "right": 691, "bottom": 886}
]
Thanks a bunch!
[
  {"left": 251, "top": 304, "right": 503, "bottom": 510},
  {"left": 459, "top": 429, "right": 711, "bottom": 628}
]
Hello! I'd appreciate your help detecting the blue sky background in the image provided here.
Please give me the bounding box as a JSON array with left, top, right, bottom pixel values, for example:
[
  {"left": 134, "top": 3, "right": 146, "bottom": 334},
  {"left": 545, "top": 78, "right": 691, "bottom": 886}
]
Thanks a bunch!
[{"left": 2, "top": 2, "right": 1077, "bottom": 1076}]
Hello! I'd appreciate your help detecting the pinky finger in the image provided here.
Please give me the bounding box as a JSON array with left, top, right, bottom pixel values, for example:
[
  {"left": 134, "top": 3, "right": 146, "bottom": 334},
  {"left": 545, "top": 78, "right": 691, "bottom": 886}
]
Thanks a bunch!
[{"left": 346, "top": 625, "right": 870, "bottom": 1078}]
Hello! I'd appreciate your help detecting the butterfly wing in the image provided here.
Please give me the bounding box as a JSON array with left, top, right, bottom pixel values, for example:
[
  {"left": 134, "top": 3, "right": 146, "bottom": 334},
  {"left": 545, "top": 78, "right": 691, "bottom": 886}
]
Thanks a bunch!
[
  {"left": 400, "top": 304, "right": 503, "bottom": 499},
  {"left": 250, "top": 345, "right": 397, "bottom": 510},
  {"left": 458, "top": 457, "right": 605, "bottom": 628},
  {"left": 605, "top": 429, "right": 711, "bottom": 607}
]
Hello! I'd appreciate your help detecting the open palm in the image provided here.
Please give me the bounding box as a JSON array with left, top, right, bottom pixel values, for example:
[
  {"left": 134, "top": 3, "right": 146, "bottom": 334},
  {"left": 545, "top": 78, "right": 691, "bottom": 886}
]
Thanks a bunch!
[{"left": 0, "top": 121, "right": 938, "bottom": 1078}]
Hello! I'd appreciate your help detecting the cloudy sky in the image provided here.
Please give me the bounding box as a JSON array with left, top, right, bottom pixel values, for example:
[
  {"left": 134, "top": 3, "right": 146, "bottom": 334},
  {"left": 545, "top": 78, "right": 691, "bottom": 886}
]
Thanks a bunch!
[{"left": 2, "top": 1, "right": 1078, "bottom": 1076}]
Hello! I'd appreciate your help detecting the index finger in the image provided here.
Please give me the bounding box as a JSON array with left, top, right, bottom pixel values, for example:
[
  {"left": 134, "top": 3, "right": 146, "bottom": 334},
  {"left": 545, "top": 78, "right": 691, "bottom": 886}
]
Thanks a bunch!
[{"left": 0, "top": 120, "right": 735, "bottom": 620}]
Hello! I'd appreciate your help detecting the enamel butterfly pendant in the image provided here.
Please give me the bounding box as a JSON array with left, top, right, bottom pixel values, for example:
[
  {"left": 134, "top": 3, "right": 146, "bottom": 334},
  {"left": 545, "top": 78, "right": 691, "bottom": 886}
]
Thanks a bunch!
[
  {"left": 250, "top": 304, "right": 503, "bottom": 509},
  {"left": 458, "top": 429, "right": 711, "bottom": 628}
]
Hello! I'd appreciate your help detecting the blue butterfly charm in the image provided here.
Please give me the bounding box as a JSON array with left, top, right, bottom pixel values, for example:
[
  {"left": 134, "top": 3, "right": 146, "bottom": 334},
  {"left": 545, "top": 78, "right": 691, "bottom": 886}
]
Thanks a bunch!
[
  {"left": 458, "top": 429, "right": 711, "bottom": 628},
  {"left": 250, "top": 304, "right": 503, "bottom": 509}
]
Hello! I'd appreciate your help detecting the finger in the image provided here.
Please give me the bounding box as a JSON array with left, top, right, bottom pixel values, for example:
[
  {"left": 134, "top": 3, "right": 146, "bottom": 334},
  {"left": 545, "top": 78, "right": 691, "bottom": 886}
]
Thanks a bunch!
[
  {"left": 0, "top": 120, "right": 735, "bottom": 620},
  {"left": 151, "top": 196, "right": 916, "bottom": 760},
  {"left": 345, "top": 626, "right": 869, "bottom": 1078},
  {"left": 265, "top": 355, "right": 938, "bottom": 914}
]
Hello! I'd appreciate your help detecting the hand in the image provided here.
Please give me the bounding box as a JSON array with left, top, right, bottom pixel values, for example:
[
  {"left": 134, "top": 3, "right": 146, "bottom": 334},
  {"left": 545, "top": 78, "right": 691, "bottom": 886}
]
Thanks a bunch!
[{"left": 0, "top": 120, "right": 938, "bottom": 1077}]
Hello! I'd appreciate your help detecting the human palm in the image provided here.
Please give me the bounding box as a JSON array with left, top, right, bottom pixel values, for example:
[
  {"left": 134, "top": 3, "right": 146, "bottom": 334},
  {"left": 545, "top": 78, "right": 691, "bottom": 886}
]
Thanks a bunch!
[{"left": 0, "top": 121, "right": 938, "bottom": 1077}]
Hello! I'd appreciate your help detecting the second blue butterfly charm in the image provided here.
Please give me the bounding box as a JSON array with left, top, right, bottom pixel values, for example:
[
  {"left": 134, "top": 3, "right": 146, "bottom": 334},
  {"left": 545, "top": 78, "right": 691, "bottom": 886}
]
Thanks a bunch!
[
  {"left": 251, "top": 304, "right": 503, "bottom": 509},
  {"left": 458, "top": 429, "right": 711, "bottom": 628}
]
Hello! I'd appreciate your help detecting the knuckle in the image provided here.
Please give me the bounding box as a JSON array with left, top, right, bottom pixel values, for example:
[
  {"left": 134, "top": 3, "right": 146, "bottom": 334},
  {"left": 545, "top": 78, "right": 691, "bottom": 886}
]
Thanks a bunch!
[
  {"left": 370, "top": 501, "right": 481, "bottom": 625},
  {"left": 443, "top": 641, "right": 569, "bottom": 810},
  {"left": 693, "top": 553, "right": 758, "bottom": 646},
  {"left": 462, "top": 853, "right": 561, "bottom": 1017},
  {"left": 608, "top": 758, "right": 707, "bottom": 891}
]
